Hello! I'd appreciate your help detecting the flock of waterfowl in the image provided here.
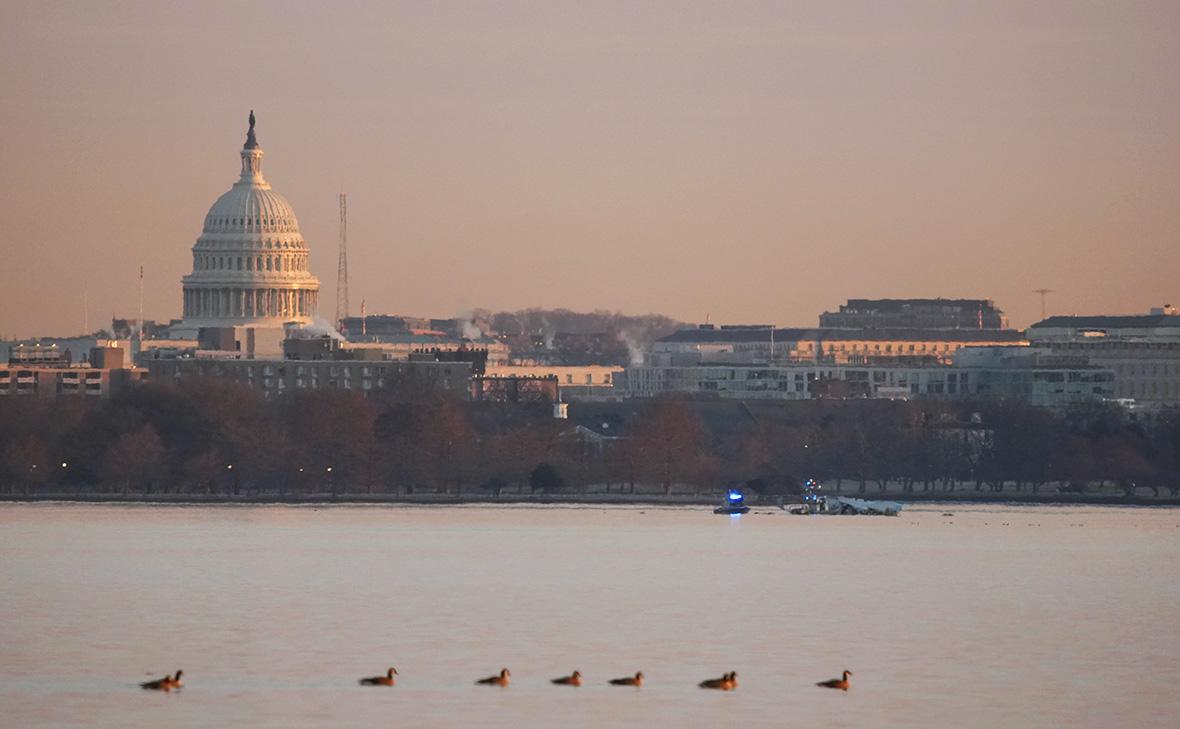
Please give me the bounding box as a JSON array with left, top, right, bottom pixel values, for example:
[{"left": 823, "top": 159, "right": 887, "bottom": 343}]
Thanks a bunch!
[{"left": 140, "top": 667, "right": 852, "bottom": 692}]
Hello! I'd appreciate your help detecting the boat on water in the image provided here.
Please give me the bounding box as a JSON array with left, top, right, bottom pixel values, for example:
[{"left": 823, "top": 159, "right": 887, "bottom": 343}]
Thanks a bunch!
[{"left": 713, "top": 488, "right": 750, "bottom": 515}]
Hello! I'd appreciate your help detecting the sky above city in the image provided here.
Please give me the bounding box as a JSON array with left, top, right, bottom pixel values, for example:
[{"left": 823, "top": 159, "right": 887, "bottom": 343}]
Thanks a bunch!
[{"left": 1, "top": 1, "right": 1177, "bottom": 337}]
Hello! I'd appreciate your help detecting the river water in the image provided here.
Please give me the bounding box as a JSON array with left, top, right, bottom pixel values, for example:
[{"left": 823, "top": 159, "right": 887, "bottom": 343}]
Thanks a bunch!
[{"left": 0, "top": 503, "right": 1177, "bottom": 728}]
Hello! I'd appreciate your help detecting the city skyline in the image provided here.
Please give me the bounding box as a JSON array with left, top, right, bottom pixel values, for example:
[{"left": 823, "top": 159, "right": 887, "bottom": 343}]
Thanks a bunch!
[{"left": 2, "top": 2, "right": 1178, "bottom": 338}]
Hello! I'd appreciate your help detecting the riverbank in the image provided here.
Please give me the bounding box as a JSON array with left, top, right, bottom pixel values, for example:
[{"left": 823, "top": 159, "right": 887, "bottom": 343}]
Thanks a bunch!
[{"left": 3, "top": 491, "right": 1179, "bottom": 507}]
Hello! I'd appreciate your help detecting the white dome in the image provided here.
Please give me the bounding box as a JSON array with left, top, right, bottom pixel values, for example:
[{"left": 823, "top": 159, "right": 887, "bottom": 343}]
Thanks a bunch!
[
  {"left": 202, "top": 185, "right": 300, "bottom": 235},
  {"left": 176, "top": 112, "right": 321, "bottom": 335}
]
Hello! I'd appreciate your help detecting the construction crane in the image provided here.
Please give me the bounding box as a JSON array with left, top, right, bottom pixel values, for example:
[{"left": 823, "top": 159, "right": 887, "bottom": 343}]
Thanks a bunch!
[
  {"left": 1032, "top": 288, "right": 1054, "bottom": 320},
  {"left": 336, "top": 192, "right": 349, "bottom": 330}
]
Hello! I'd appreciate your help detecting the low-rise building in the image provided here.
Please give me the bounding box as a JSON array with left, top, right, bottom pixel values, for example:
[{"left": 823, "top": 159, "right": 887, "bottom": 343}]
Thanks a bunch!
[
  {"left": 623, "top": 346, "right": 1113, "bottom": 408},
  {"left": 146, "top": 356, "right": 471, "bottom": 399},
  {"left": 624, "top": 362, "right": 962, "bottom": 400},
  {"left": 954, "top": 346, "right": 1115, "bottom": 408},
  {"left": 1028, "top": 310, "right": 1180, "bottom": 407},
  {"left": 470, "top": 374, "right": 559, "bottom": 403},
  {"left": 0, "top": 344, "right": 146, "bottom": 398},
  {"left": 483, "top": 364, "right": 621, "bottom": 399},
  {"left": 468, "top": 365, "right": 622, "bottom": 402},
  {"left": 2, "top": 337, "right": 135, "bottom": 367}
]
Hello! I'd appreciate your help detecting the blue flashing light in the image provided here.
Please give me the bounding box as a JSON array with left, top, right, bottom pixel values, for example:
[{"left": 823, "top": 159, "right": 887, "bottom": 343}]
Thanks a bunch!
[{"left": 727, "top": 489, "right": 744, "bottom": 503}]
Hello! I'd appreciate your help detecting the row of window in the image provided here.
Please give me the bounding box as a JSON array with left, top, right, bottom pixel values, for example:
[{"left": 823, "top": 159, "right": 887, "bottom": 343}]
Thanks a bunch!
[
  {"left": 562, "top": 373, "right": 612, "bottom": 384},
  {"left": 175, "top": 365, "right": 456, "bottom": 380},
  {"left": 731, "top": 341, "right": 965, "bottom": 354},
  {"left": 0, "top": 370, "right": 104, "bottom": 379},
  {"left": 194, "top": 253, "right": 308, "bottom": 273},
  {"left": 1118, "top": 381, "right": 1180, "bottom": 398},
  {"left": 801, "top": 342, "right": 963, "bottom": 354},
  {"left": 200, "top": 237, "right": 301, "bottom": 250},
  {"left": 1056, "top": 341, "right": 1180, "bottom": 351},
  {"left": 0, "top": 382, "right": 104, "bottom": 394},
  {"left": 1114, "top": 363, "right": 1180, "bottom": 377},
  {"left": 204, "top": 215, "right": 296, "bottom": 232},
  {"left": 1034, "top": 372, "right": 1115, "bottom": 383}
]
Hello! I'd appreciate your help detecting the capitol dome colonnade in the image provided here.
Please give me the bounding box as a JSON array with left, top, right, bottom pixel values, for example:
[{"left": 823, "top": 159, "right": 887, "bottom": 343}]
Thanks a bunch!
[
  {"left": 177, "top": 112, "right": 320, "bottom": 333},
  {"left": 183, "top": 287, "right": 317, "bottom": 320}
]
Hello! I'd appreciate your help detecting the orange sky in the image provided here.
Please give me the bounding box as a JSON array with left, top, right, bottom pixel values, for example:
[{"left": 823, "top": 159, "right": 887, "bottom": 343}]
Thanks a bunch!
[{"left": 1, "top": 1, "right": 1177, "bottom": 338}]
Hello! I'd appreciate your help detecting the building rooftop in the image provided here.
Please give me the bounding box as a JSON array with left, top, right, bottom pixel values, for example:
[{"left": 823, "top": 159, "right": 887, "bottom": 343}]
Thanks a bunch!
[
  {"left": 1030, "top": 315, "right": 1180, "bottom": 330},
  {"left": 837, "top": 298, "right": 998, "bottom": 311}
]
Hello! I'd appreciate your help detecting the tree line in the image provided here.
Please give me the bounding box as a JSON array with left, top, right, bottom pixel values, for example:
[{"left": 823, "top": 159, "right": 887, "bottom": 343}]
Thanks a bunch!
[{"left": 1, "top": 380, "right": 1177, "bottom": 498}]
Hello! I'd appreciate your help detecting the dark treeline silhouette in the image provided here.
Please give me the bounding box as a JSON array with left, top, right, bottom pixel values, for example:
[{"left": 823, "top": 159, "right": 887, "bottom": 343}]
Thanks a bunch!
[{"left": 1, "top": 381, "right": 1177, "bottom": 498}]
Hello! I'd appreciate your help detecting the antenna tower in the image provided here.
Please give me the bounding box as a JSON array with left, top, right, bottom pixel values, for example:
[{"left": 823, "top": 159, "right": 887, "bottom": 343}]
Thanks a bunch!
[
  {"left": 138, "top": 265, "right": 145, "bottom": 340},
  {"left": 1032, "top": 288, "right": 1054, "bottom": 320},
  {"left": 336, "top": 192, "right": 349, "bottom": 328}
]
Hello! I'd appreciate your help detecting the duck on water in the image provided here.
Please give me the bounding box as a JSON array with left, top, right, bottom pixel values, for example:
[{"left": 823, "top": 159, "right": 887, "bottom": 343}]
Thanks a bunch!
[
  {"left": 476, "top": 668, "right": 510, "bottom": 686},
  {"left": 608, "top": 671, "right": 643, "bottom": 687},
  {"left": 699, "top": 671, "right": 737, "bottom": 690},
  {"left": 140, "top": 670, "right": 183, "bottom": 691},
  {"left": 816, "top": 670, "right": 852, "bottom": 690},
  {"left": 359, "top": 667, "right": 398, "bottom": 686}
]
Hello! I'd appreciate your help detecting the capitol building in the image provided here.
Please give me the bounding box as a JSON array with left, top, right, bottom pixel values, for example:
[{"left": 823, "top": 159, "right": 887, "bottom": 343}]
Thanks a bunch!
[{"left": 174, "top": 112, "right": 320, "bottom": 337}]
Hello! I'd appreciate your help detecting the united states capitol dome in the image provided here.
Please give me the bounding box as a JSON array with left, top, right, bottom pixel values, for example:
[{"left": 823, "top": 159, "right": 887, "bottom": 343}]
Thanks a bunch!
[
  {"left": 201, "top": 185, "right": 300, "bottom": 235},
  {"left": 176, "top": 112, "right": 321, "bottom": 335}
]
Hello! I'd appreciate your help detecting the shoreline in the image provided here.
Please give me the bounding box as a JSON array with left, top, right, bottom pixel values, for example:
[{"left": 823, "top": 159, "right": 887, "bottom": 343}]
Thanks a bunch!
[{"left": 2, "top": 492, "right": 1178, "bottom": 507}]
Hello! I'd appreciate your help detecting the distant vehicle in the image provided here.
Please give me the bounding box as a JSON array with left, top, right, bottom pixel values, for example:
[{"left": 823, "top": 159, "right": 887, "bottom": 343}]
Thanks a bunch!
[{"left": 714, "top": 488, "right": 750, "bottom": 515}]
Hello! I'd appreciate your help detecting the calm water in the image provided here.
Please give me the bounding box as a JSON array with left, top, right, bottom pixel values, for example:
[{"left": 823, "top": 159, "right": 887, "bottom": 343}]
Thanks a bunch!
[{"left": 1, "top": 503, "right": 1177, "bottom": 728}]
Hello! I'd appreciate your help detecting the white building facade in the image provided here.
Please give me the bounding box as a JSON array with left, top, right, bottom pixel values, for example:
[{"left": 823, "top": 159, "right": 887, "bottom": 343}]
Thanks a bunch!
[
  {"left": 1027, "top": 311, "right": 1180, "bottom": 407},
  {"left": 174, "top": 112, "right": 320, "bottom": 337}
]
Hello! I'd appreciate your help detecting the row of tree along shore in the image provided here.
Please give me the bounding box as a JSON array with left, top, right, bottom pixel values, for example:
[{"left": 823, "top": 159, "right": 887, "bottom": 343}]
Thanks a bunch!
[{"left": 1, "top": 379, "right": 1178, "bottom": 501}]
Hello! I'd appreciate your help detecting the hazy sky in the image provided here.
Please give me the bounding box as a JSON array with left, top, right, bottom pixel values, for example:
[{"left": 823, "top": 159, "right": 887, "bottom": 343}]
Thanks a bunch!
[{"left": 1, "top": 1, "right": 1177, "bottom": 337}]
